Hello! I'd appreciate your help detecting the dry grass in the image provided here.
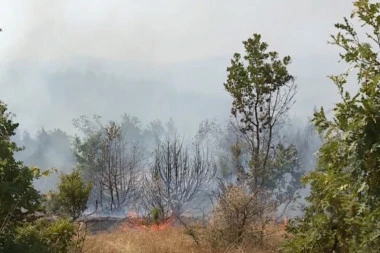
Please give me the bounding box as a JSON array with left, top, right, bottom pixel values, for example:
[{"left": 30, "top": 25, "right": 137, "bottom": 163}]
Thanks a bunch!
[
  {"left": 83, "top": 224, "right": 286, "bottom": 253},
  {"left": 83, "top": 228, "right": 202, "bottom": 253}
]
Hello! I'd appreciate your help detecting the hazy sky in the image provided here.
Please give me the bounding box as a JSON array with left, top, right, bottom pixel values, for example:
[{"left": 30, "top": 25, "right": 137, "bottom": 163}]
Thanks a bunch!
[{"left": 0, "top": 0, "right": 356, "bottom": 136}]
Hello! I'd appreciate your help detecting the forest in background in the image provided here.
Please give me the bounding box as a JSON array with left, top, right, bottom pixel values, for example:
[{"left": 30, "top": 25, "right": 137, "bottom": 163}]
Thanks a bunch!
[{"left": 12, "top": 113, "right": 320, "bottom": 217}]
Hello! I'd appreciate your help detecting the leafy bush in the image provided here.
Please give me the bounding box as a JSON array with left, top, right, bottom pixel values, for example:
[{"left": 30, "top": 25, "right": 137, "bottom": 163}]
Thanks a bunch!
[
  {"left": 151, "top": 207, "right": 163, "bottom": 225},
  {"left": 1, "top": 218, "right": 82, "bottom": 253},
  {"left": 54, "top": 169, "right": 92, "bottom": 221}
]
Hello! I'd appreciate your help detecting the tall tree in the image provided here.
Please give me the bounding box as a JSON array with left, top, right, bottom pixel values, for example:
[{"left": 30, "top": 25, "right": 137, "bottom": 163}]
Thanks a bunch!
[
  {"left": 99, "top": 121, "right": 141, "bottom": 211},
  {"left": 283, "top": 1, "right": 380, "bottom": 252},
  {"left": 223, "top": 34, "right": 301, "bottom": 209}
]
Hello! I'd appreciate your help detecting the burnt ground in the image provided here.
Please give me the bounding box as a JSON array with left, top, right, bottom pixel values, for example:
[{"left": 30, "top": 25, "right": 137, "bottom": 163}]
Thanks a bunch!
[
  {"left": 84, "top": 217, "right": 126, "bottom": 234},
  {"left": 83, "top": 216, "right": 206, "bottom": 234}
]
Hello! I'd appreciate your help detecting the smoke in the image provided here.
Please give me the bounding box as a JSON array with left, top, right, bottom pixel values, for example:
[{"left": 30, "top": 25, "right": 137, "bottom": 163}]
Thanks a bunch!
[
  {"left": 13, "top": 128, "right": 76, "bottom": 192},
  {"left": 2, "top": 0, "right": 352, "bottom": 63},
  {"left": 1, "top": 0, "right": 357, "bottom": 137},
  {"left": 0, "top": 0, "right": 361, "bottom": 218}
]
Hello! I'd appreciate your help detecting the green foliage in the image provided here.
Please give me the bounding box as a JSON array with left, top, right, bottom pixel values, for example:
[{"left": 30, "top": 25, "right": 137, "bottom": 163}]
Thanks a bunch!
[
  {"left": 283, "top": 1, "right": 380, "bottom": 252},
  {"left": 223, "top": 33, "right": 301, "bottom": 208},
  {"left": 0, "top": 100, "right": 42, "bottom": 225},
  {"left": 73, "top": 132, "right": 103, "bottom": 181},
  {"left": 224, "top": 34, "right": 294, "bottom": 134},
  {"left": 151, "top": 207, "right": 163, "bottom": 224},
  {"left": 1, "top": 218, "right": 80, "bottom": 253},
  {"left": 55, "top": 169, "right": 92, "bottom": 221},
  {"left": 0, "top": 100, "right": 83, "bottom": 252}
]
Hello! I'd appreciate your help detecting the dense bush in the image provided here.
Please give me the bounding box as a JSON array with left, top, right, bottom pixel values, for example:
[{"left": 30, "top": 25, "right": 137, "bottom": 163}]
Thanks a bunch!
[
  {"left": 56, "top": 169, "right": 92, "bottom": 221},
  {"left": 1, "top": 217, "right": 82, "bottom": 253}
]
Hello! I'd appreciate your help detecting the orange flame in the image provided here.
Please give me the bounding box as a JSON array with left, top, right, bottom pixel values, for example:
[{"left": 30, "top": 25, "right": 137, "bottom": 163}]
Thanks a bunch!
[
  {"left": 119, "top": 211, "right": 175, "bottom": 232},
  {"left": 150, "top": 216, "right": 175, "bottom": 231}
]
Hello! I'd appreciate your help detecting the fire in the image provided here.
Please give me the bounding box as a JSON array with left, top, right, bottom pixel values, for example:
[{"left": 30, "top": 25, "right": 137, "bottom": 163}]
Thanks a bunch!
[
  {"left": 119, "top": 211, "right": 175, "bottom": 232},
  {"left": 128, "top": 211, "right": 138, "bottom": 219},
  {"left": 281, "top": 216, "right": 288, "bottom": 231},
  {"left": 150, "top": 216, "right": 175, "bottom": 231}
]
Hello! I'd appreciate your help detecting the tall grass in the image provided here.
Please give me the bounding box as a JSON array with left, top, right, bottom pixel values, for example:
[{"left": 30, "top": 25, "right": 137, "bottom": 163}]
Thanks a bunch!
[{"left": 83, "top": 225, "right": 285, "bottom": 253}]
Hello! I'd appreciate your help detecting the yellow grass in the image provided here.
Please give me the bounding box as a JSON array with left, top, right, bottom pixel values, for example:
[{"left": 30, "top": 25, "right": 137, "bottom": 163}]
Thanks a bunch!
[
  {"left": 83, "top": 225, "right": 286, "bottom": 253},
  {"left": 84, "top": 228, "right": 200, "bottom": 253}
]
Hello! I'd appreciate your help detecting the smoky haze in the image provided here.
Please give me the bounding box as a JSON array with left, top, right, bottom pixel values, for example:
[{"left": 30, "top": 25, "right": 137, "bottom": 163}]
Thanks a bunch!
[
  {"left": 0, "top": 0, "right": 357, "bottom": 216},
  {"left": 1, "top": 0, "right": 355, "bottom": 135}
]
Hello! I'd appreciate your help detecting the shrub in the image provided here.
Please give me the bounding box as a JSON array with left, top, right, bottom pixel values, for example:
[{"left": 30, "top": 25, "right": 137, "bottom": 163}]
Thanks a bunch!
[
  {"left": 204, "top": 184, "right": 274, "bottom": 250},
  {"left": 1, "top": 218, "right": 82, "bottom": 253},
  {"left": 151, "top": 207, "right": 163, "bottom": 225},
  {"left": 55, "top": 169, "right": 92, "bottom": 221}
]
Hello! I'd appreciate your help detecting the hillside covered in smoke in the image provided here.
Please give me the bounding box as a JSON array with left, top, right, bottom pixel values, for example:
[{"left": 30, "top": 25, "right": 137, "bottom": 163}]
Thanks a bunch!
[{"left": 13, "top": 111, "right": 321, "bottom": 218}]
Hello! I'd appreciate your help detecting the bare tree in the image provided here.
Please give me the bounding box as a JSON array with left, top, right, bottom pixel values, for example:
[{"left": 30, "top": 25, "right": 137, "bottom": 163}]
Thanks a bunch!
[
  {"left": 74, "top": 118, "right": 142, "bottom": 213},
  {"left": 95, "top": 121, "right": 141, "bottom": 211},
  {"left": 142, "top": 136, "right": 215, "bottom": 219}
]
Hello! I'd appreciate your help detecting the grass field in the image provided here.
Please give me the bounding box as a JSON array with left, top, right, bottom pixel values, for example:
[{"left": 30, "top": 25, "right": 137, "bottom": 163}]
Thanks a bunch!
[{"left": 83, "top": 222, "right": 286, "bottom": 253}]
